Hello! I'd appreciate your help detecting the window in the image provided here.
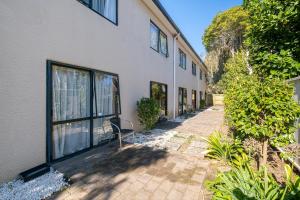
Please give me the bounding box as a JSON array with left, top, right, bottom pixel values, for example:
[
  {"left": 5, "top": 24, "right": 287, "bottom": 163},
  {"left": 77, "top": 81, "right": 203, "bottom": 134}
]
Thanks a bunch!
[
  {"left": 150, "top": 81, "right": 168, "bottom": 116},
  {"left": 150, "top": 22, "right": 168, "bottom": 57},
  {"left": 47, "top": 61, "right": 121, "bottom": 161},
  {"left": 179, "top": 49, "right": 186, "bottom": 69},
  {"left": 192, "top": 62, "right": 196, "bottom": 76},
  {"left": 200, "top": 69, "right": 203, "bottom": 80},
  {"left": 78, "top": 0, "right": 117, "bottom": 24},
  {"left": 192, "top": 90, "right": 197, "bottom": 110},
  {"left": 178, "top": 87, "right": 187, "bottom": 115}
]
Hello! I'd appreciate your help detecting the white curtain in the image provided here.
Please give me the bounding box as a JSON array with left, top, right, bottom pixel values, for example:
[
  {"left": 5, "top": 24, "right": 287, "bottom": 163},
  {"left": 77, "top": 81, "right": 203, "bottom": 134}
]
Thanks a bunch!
[
  {"left": 160, "top": 33, "right": 167, "bottom": 55},
  {"left": 52, "top": 66, "right": 90, "bottom": 159},
  {"left": 104, "top": 0, "right": 116, "bottom": 23},
  {"left": 93, "top": 72, "right": 117, "bottom": 146},
  {"left": 150, "top": 23, "right": 159, "bottom": 50},
  {"left": 94, "top": 73, "right": 114, "bottom": 116},
  {"left": 92, "top": 0, "right": 116, "bottom": 23}
]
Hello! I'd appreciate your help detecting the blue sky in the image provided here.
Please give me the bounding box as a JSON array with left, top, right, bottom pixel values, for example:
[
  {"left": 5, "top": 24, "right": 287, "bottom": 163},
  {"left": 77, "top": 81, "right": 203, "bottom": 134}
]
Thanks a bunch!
[{"left": 159, "top": 0, "right": 243, "bottom": 59}]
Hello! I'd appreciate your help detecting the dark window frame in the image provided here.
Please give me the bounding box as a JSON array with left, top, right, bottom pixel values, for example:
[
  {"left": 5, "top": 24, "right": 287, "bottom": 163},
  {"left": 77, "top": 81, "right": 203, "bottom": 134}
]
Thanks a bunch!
[
  {"left": 150, "top": 21, "right": 169, "bottom": 57},
  {"left": 46, "top": 60, "right": 121, "bottom": 163},
  {"left": 178, "top": 87, "right": 187, "bottom": 115},
  {"left": 192, "top": 90, "right": 197, "bottom": 110},
  {"left": 150, "top": 81, "right": 168, "bottom": 116},
  {"left": 179, "top": 49, "right": 187, "bottom": 69},
  {"left": 77, "top": 0, "right": 118, "bottom": 25},
  {"left": 199, "top": 69, "right": 203, "bottom": 80},
  {"left": 192, "top": 62, "right": 196, "bottom": 76}
]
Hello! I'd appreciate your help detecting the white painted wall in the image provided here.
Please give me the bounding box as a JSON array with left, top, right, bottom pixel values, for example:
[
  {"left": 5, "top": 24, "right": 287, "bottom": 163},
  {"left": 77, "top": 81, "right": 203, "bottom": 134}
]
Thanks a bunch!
[{"left": 0, "top": 0, "right": 207, "bottom": 182}]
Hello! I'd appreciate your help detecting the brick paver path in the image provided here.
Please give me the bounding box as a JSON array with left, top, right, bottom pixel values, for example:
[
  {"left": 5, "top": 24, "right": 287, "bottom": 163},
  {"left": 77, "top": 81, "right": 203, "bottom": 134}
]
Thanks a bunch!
[{"left": 51, "top": 106, "right": 224, "bottom": 200}]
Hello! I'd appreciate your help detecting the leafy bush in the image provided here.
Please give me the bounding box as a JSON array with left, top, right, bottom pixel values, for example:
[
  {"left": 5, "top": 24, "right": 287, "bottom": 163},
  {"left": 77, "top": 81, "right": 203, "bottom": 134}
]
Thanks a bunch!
[
  {"left": 136, "top": 98, "right": 160, "bottom": 130},
  {"left": 225, "top": 75, "right": 300, "bottom": 165},
  {"left": 206, "top": 164, "right": 300, "bottom": 200},
  {"left": 203, "top": 131, "right": 249, "bottom": 167},
  {"left": 245, "top": 0, "right": 300, "bottom": 79},
  {"left": 206, "top": 165, "right": 282, "bottom": 200},
  {"left": 200, "top": 100, "right": 206, "bottom": 109}
]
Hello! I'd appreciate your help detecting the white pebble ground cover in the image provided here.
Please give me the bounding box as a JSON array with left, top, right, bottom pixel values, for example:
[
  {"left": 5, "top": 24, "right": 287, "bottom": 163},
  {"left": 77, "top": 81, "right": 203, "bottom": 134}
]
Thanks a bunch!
[
  {"left": 0, "top": 169, "right": 68, "bottom": 200},
  {"left": 124, "top": 129, "right": 177, "bottom": 149}
]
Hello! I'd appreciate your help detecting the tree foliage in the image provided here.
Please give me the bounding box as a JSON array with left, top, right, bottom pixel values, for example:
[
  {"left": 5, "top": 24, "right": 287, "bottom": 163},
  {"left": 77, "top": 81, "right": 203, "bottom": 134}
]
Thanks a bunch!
[
  {"left": 225, "top": 75, "right": 300, "bottom": 146},
  {"left": 203, "top": 6, "right": 249, "bottom": 83},
  {"left": 246, "top": 0, "right": 300, "bottom": 79},
  {"left": 136, "top": 98, "right": 160, "bottom": 130},
  {"left": 217, "top": 50, "right": 249, "bottom": 92}
]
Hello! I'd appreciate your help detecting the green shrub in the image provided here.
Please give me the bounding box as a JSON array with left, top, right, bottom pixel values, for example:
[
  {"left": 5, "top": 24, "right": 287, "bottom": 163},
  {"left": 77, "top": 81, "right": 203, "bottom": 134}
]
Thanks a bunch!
[
  {"left": 200, "top": 100, "right": 206, "bottom": 109},
  {"left": 203, "top": 131, "right": 249, "bottom": 167},
  {"left": 225, "top": 75, "right": 300, "bottom": 166},
  {"left": 136, "top": 98, "right": 160, "bottom": 130},
  {"left": 206, "top": 165, "right": 282, "bottom": 200},
  {"left": 206, "top": 164, "right": 300, "bottom": 200}
]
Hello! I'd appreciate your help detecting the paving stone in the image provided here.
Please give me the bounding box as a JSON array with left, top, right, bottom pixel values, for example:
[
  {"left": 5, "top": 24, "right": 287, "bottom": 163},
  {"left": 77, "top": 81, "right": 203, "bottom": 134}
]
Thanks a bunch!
[
  {"left": 144, "top": 179, "right": 160, "bottom": 192},
  {"left": 49, "top": 106, "right": 225, "bottom": 200},
  {"left": 137, "top": 173, "right": 152, "bottom": 184},
  {"left": 150, "top": 189, "right": 168, "bottom": 200},
  {"left": 159, "top": 180, "right": 175, "bottom": 193},
  {"left": 166, "top": 189, "right": 183, "bottom": 200}
]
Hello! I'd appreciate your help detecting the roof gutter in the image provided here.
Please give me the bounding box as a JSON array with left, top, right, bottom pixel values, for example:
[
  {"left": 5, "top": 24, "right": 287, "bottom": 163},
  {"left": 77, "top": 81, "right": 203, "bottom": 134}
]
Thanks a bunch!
[{"left": 152, "top": 0, "right": 208, "bottom": 71}]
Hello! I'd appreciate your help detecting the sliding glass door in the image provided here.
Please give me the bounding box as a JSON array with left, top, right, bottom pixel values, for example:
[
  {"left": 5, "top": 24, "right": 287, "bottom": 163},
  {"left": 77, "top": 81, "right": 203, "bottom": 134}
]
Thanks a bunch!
[
  {"left": 47, "top": 61, "right": 120, "bottom": 161},
  {"left": 178, "top": 87, "right": 187, "bottom": 115},
  {"left": 192, "top": 90, "right": 197, "bottom": 111},
  {"left": 93, "top": 72, "right": 120, "bottom": 146},
  {"left": 150, "top": 81, "right": 168, "bottom": 116}
]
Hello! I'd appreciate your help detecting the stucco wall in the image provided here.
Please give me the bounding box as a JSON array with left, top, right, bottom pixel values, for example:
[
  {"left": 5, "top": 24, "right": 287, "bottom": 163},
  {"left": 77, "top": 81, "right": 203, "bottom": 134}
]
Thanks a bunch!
[{"left": 0, "top": 0, "right": 206, "bottom": 182}]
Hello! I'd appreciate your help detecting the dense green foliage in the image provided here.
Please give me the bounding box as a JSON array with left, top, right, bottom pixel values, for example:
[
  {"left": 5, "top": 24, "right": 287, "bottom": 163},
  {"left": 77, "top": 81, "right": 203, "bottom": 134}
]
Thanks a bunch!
[
  {"left": 203, "top": 131, "right": 249, "bottom": 167},
  {"left": 203, "top": 6, "right": 249, "bottom": 52},
  {"left": 225, "top": 74, "right": 300, "bottom": 146},
  {"left": 136, "top": 98, "right": 160, "bottom": 130},
  {"left": 199, "top": 99, "right": 206, "bottom": 109},
  {"left": 207, "top": 164, "right": 300, "bottom": 200},
  {"left": 203, "top": 6, "right": 249, "bottom": 83},
  {"left": 217, "top": 50, "right": 249, "bottom": 92},
  {"left": 246, "top": 0, "right": 300, "bottom": 79},
  {"left": 205, "top": 134, "right": 300, "bottom": 199}
]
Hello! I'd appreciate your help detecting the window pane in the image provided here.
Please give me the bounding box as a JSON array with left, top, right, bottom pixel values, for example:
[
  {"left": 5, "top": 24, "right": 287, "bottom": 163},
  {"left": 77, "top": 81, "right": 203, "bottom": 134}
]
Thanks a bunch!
[
  {"left": 52, "top": 66, "right": 90, "bottom": 122},
  {"left": 160, "top": 32, "right": 168, "bottom": 56},
  {"left": 52, "top": 120, "right": 90, "bottom": 159},
  {"left": 94, "top": 72, "right": 120, "bottom": 117},
  {"left": 93, "top": 118, "right": 115, "bottom": 146},
  {"left": 151, "top": 82, "right": 167, "bottom": 116},
  {"left": 183, "top": 89, "right": 187, "bottom": 112},
  {"left": 178, "top": 88, "right": 183, "bottom": 115},
  {"left": 92, "top": 0, "right": 117, "bottom": 23},
  {"left": 150, "top": 23, "right": 159, "bottom": 51}
]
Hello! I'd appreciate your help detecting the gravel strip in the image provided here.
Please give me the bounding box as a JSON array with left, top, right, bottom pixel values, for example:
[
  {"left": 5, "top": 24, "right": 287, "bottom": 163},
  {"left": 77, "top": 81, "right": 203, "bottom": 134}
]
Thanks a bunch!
[
  {"left": 124, "top": 129, "right": 177, "bottom": 149},
  {"left": 0, "top": 169, "right": 68, "bottom": 200}
]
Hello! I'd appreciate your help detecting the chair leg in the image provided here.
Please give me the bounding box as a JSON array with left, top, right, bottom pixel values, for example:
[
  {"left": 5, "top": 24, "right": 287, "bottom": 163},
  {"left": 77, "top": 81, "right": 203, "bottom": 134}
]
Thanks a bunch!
[
  {"left": 118, "top": 133, "right": 122, "bottom": 149},
  {"left": 132, "top": 131, "right": 135, "bottom": 141}
]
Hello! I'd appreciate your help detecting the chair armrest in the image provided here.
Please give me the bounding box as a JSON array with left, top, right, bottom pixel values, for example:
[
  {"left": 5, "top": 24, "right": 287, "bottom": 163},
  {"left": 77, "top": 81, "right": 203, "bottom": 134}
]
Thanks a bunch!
[{"left": 110, "top": 122, "right": 121, "bottom": 133}]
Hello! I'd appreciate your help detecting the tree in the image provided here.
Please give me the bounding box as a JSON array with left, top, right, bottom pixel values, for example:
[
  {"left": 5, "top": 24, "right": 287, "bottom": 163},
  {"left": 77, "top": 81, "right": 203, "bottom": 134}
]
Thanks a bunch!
[
  {"left": 203, "top": 6, "right": 249, "bottom": 83},
  {"left": 225, "top": 73, "right": 300, "bottom": 167},
  {"left": 246, "top": 0, "right": 300, "bottom": 79},
  {"left": 217, "top": 50, "right": 249, "bottom": 92}
]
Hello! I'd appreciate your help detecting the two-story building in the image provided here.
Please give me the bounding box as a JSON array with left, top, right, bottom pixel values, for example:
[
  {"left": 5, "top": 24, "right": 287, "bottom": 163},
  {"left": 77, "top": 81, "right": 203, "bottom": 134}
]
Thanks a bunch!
[{"left": 0, "top": 0, "right": 208, "bottom": 182}]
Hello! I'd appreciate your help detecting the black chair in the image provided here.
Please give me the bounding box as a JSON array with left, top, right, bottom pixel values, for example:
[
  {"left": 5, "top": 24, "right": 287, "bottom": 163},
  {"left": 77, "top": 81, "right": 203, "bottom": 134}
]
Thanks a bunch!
[{"left": 110, "top": 117, "right": 135, "bottom": 148}]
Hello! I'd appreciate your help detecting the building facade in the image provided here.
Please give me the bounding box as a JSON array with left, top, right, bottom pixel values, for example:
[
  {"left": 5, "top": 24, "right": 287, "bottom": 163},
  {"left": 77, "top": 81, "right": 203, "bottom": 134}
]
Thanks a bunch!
[{"left": 0, "top": 0, "right": 207, "bottom": 182}]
